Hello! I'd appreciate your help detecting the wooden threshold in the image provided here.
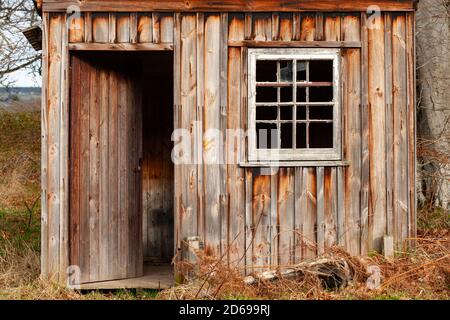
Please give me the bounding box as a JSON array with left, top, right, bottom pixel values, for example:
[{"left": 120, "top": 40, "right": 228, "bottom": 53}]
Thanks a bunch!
[
  {"left": 79, "top": 265, "right": 174, "bottom": 290},
  {"left": 68, "top": 43, "right": 174, "bottom": 51}
]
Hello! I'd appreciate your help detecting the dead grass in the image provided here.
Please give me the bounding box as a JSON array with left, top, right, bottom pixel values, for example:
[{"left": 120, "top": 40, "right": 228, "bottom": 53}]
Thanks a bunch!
[{"left": 159, "top": 230, "right": 449, "bottom": 300}]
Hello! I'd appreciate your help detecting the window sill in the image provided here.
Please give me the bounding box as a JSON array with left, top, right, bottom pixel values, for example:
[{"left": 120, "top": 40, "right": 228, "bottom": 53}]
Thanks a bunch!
[{"left": 239, "top": 160, "right": 350, "bottom": 168}]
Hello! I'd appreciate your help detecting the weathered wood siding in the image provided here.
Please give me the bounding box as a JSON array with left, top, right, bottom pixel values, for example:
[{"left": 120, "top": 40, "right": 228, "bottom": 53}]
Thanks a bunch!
[{"left": 42, "top": 10, "right": 416, "bottom": 281}]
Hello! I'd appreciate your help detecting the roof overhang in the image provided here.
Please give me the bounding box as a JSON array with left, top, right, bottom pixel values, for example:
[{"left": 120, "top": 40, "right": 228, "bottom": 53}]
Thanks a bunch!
[{"left": 40, "top": 0, "right": 418, "bottom": 13}]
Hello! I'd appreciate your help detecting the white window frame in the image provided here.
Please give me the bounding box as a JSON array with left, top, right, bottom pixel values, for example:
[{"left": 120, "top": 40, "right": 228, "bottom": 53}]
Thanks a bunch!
[{"left": 247, "top": 48, "right": 342, "bottom": 162}]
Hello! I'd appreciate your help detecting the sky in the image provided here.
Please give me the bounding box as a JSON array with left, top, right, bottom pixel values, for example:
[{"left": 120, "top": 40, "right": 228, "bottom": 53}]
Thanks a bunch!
[{"left": 7, "top": 69, "right": 42, "bottom": 87}]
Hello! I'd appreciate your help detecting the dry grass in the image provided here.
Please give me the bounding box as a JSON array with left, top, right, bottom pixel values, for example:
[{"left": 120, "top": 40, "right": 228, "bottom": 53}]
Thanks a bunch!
[{"left": 159, "top": 230, "right": 449, "bottom": 300}]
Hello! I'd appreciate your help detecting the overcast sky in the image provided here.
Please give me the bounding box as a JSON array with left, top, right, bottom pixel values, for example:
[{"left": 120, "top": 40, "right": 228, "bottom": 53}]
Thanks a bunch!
[{"left": 7, "top": 69, "right": 41, "bottom": 87}]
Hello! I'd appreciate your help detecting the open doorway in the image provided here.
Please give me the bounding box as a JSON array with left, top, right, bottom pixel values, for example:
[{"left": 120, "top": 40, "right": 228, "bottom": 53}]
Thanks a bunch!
[{"left": 69, "top": 51, "right": 174, "bottom": 288}]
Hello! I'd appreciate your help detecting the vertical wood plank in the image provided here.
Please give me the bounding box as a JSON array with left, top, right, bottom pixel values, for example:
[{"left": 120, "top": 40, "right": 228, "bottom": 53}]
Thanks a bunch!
[
  {"left": 316, "top": 167, "right": 325, "bottom": 255},
  {"left": 108, "top": 13, "right": 116, "bottom": 43},
  {"left": 324, "top": 14, "right": 341, "bottom": 41},
  {"left": 244, "top": 169, "right": 253, "bottom": 274},
  {"left": 196, "top": 13, "right": 205, "bottom": 244},
  {"left": 227, "top": 13, "right": 245, "bottom": 269},
  {"left": 342, "top": 15, "right": 362, "bottom": 255},
  {"left": 315, "top": 13, "right": 324, "bottom": 41},
  {"left": 203, "top": 14, "right": 222, "bottom": 257},
  {"left": 68, "top": 14, "right": 84, "bottom": 43},
  {"left": 79, "top": 57, "right": 91, "bottom": 283},
  {"left": 271, "top": 13, "right": 279, "bottom": 41},
  {"left": 252, "top": 13, "right": 272, "bottom": 41},
  {"left": 152, "top": 13, "right": 160, "bottom": 43},
  {"left": 304, "top": 168, "right": 317, "bottom": 259},
  {"left": 69, "top": 55, "right": 80, "bottom": 279},
  {"left": 406, "top": 13, "right": 417, "bottom": 246},
  {"left": 279, "top": 13, "right": 293, "bottom": 41},
  {"left": 160, "top": 14, "right": 174, "bottom": 43},
  {"left": 98, "top": 67, "right": 110, "bottom": 279},
  {"left": 220, "top": 13, "right": 229, "bottom": 259},
  {"left": 180, "top": 13, "right": 198, "bottom": 257},
  {"left": 293, "top": 167, "right": 305, "bottom": 263},
  {"left": 108, "top": 66, "right": 119, "bottom": 279},
  {"left": 392, "top": 14, "right": 408, "bottom": 250},
  {"left": 360, "top": 13, "right": 370, "bottom": 255},
  {"left": 41, "top": 13, "right": 49, "bottom": 277},
  {"left": 88, "top": 64, "right": 100, "bottom": 282},
  {"left": 137, "top": 13, "right": 152, "bottom": 43},
  {"left": 292, "top": 13, "right": 301, "bottom": 40},
  {"left": 130, "top": 13, "right": 138, "bottom": 43},
  {"left": 116, "top": 13, "right": 130, "bottom": 43},
  {"left": 384, "top": 13, "right": 394, "bottom": 240},
  {"left": 59, "top": 14, "right": 70, "bottom": 283},
  {"left": 173, "top": 13, "right": 182, "bottom": 269},
  {"left": 324, "top": 168, "right": 338, "bottom": 249},
  {"left": 368, "top": 13, "right": 387, "bottom": 252},
  {"left": 278, "top": 168, "right": 294, "bottom": 265},
  {"left": 84, "top": 12, "right": 92, "bottom": 43},
  {"left": 46, "top": 13, "right": 63, "bottom": 280},
  {"left": 92, "top": 13, "right": 109, "bottom": 43},
  {"left": 252, "top": 173, "right": 271, "bottom": 271},
  {"left": 244, "top": 13, "right": 252, "bottom": 40},
  {"left": 300, "top": 14, "right": 315, "bottom": 41}
]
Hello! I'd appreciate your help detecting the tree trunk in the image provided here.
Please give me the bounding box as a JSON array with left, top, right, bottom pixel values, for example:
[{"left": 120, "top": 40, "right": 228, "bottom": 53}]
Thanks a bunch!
[{"left": 416, "top": 0, "right": 450, "bottom": 210}]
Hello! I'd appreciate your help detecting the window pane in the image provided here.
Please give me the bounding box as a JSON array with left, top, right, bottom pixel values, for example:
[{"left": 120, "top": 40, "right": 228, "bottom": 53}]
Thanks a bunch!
[
  {"left": 280, "top": 60, "right": 293, "bottom": 82},
  {"left": 256, "top": 60, "right": 277, "bottom": 82},
  {"left": 296, "top": 106, "right": 307, "bottom": 120},
  {"left": 256, "top": 86, "right": 278, "bottom": 102},
  {"left": 309, "top": 123, "right": 333, "bottom": 148},
  {"left": 309, "top": 106, "right": 333, "bottom": 120},
  {"left": 296, "top": 123, "right": 307, "bottom": 148},
  {"left": 280, "top": 86, "right": 293, "bottom": 102},
  {"left": 309, "top": 60, "right": 333, "bottom": 82},
  {"left": 256, "top": 106, "right": 277, "bottom": 121},
  {"left": 297, "top": 61, "right": 307, "bottom": 81},
  {"left": 296, "top": 87, "right": 307, "bottom": 102},
  {"left": 280, "top": 123, "right": 293, "bottom": 149},
  {"left": 280, "top": 105, "right": 293, "bottom": 121},
  {"left": 256, "top": 123, "right": 278, "bottom": 149},
  {"left": 309, "top": 86, "right": 333, "bottom": 102}
]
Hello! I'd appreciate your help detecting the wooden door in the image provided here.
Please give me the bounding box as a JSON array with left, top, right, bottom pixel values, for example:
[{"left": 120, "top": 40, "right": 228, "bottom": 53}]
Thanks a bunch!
[{"left": 69, "top": 53, "right": 143, "bottom": 283}]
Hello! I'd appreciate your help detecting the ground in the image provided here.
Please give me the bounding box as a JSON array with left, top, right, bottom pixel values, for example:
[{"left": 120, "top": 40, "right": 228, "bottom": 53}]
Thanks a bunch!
[{"left": 0, "top": 106, "right": 448, "bottom": 300}]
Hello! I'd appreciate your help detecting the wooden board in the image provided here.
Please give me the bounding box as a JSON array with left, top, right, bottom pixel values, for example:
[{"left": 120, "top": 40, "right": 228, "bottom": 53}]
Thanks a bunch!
[{"left": 43, "top": 1, "right": 417, "bottom": 13}]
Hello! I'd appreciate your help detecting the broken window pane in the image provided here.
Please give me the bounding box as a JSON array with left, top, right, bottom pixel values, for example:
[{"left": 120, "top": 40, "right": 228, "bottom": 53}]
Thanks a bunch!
[
  {"left": 280, "top": 60, "right": 293, "bottom": 82},
  {"left": 297, "top": 61, "right": 307, "bottom": 81},
  {"left": 296, "top": 87, "right": 307, "bottom": 102},
  {"left": 296, "top": 106, "right": 307, "bottom": 120}
]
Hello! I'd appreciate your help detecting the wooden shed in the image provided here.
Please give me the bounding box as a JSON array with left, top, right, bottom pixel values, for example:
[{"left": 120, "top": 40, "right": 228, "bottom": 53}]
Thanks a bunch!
[{"left": 39, "top": 0, "right": 417, "bottom": 288}]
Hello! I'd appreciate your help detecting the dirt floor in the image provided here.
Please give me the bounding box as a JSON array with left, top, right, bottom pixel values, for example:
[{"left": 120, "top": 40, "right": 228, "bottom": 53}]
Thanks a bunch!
[{"left": 0, "top": 107, "right": 448, "bottom": 300}]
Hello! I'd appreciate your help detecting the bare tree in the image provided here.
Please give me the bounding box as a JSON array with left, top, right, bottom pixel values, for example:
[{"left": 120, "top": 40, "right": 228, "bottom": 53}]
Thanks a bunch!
[
  {"left": 0, "top": 0, "right": 41, "bottom": 88},
  {"left": 416, "top": 0, "right": 450, "bottom": 210}
]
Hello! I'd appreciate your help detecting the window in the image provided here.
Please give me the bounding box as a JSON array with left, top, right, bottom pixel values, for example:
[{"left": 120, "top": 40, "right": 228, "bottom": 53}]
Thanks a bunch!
[{"left": 248, "top": 48, "right": 341, "bottom": 162}]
